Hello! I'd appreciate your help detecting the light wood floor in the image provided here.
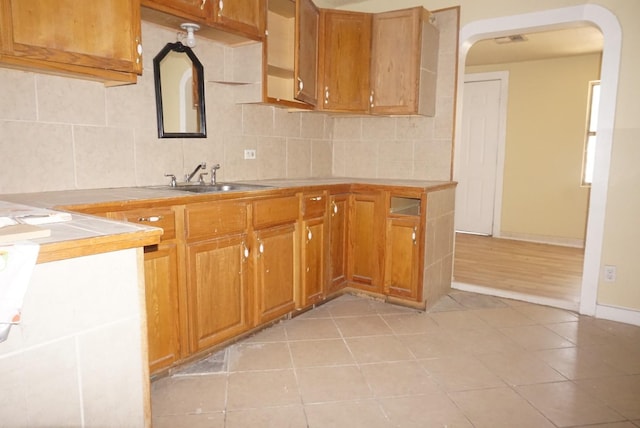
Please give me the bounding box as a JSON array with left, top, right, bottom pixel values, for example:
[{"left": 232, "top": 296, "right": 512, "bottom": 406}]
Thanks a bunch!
[{"left": 453, "top": 233, "right": 584, "bottom": 303}]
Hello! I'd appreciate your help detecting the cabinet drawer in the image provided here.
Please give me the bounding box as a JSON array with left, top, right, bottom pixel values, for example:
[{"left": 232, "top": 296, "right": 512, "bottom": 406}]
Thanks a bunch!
[
  {"left": 186, "top": 200, "right": 248, "bottom": 240},
  {"left": 252, "top": 195, "right": 299, "bottom": 229},
  {"left": 109, "top": 208, "right": 176, "bottom": 241},
  {"left": 303, "top": 193, "right": 326, "bottom": 219}
]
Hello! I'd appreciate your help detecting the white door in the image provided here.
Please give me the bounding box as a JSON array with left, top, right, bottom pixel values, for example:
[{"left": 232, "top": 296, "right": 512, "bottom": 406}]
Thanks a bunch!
[{"left": 455, "top": 76, "right": 505, "bottom": 235}]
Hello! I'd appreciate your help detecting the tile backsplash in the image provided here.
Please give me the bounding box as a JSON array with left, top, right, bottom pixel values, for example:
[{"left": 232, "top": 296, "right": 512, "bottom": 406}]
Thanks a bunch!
[{"left": 0, "top": 8, "right": 456, "bottom": 195}]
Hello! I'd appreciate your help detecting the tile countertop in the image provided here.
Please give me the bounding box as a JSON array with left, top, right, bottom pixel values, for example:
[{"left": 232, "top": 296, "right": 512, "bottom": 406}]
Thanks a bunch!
[
  {"left": 0, "top": 178, "right": 455, "bottom": 263},
  {"left": 0, "top": 188, "right": 171, "bottom": 264}
]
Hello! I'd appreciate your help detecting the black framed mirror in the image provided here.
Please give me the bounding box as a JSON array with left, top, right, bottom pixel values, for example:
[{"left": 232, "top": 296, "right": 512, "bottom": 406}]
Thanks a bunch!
[{"left": 153, "top": 42, "right": 206, "bottom": 138}]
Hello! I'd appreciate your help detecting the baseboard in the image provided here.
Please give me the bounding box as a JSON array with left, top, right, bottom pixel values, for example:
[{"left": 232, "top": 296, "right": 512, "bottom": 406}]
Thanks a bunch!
[
  {"left": 451, "top": 281, "right": 580, "bottom": 312},
  {"left": 595, "top": 304, "right": 640, "bottom": 327},
  {"left": 498, "top": 232, "right": 584, "bottom": 248}
]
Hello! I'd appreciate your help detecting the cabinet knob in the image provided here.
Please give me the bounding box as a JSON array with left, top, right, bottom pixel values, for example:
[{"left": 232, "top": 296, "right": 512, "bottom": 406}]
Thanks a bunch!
[
  {"left": 307, "top": 227, "right": 313, "bottom": 241},
  {"left": 297, "top": 77, "right": 304, "bottom": 93},
  {"left": 258, "top": 241, "right": 264, "bottom": 255},
  {"left": 242, "top": 242, "right": 249, "bottom": 260},
  {"left": 200, "top": 0, "right": 207, "bottom": 9}
]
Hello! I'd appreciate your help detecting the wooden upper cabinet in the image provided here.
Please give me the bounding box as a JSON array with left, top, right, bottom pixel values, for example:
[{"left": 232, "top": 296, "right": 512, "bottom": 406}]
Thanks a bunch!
[
  {"left": 263, "top": 0, "right": 316, "bottom": 108},
  {"left": 213, "top": 0, "right": 266, "bottom": 39},
  {"left": 142, "top": 0, "right": 210, "bottom": 20},
  {"left": 318, "top": 9, "right": 371, "bottom": 113},
  {"left": 141, "top": 0, "right": 265, "bottom": 44},
  {"left": 294, "top": 0, "right": 318, "bottom": 106},
  {"left": 371, "top": 7, "right": 420, "bottom": 114},
  {"left": 0, "top": 0, "right": 143, "bottom": 85},
  {"left": 370, "top": 7, "right": 439, "bottom": 115}
]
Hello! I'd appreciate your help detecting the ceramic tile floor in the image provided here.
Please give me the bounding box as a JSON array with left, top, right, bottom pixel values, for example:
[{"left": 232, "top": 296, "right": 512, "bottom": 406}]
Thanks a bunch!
[{"left": 151, "top": 291, "right": 640, "bottom": 427}]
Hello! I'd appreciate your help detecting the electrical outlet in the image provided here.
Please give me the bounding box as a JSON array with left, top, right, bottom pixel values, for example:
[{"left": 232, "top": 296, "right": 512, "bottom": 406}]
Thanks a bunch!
[
  {"left": 604, "top": 265, "right": 617, "bottom": 282},
  {"left": 244, "top": 149, "right": 256, "bottom": 160}
]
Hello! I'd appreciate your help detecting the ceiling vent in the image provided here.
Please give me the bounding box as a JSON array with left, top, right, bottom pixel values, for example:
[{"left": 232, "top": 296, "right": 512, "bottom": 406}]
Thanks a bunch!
[{"left": 494, "top": 34, "right": 528, "bottom": 44}]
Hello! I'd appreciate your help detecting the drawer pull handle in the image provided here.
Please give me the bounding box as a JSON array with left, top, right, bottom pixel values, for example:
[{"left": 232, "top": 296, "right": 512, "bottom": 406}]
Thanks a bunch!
[
  {"left": 307, "top": 227, "right": 313, "bottom": 241},
  {"left": 309, "top": 196, "right": 323, "bottom": 201},
  {"left": 412, "top": 227, "right": 417, "bottom": 245},
  {"left": 138, "top": 216, "right": 163, "bottom": 222},
  {"left": 331, "top": 201, "right": 338, "bottom": 215}
]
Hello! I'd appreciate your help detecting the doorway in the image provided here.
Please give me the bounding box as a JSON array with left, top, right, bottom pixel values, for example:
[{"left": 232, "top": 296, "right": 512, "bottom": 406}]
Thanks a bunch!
[{"left": 450, "top": 5, "right": 621, "bottom": 316}]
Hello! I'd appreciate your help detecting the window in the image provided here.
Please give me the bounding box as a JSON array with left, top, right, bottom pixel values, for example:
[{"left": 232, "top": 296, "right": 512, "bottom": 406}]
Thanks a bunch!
[{"left": 582, "top": 80, "right": 600, "bottom": 185}]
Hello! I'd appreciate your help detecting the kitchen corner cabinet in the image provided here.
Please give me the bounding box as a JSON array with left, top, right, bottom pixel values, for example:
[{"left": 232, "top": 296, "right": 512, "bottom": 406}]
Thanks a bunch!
[
  {"left": 327, "top": 193, "right": 348, "bottom": 295},
  {"left": 299, "top": 192, "right": 327, "bottom": 307},
  {"left": 105, "top": 206, "right": 185, "bottom": 374},
  {"left": 370, "top": 7, "right": 439, "bottom": 115},
  {"left": 384, "top": 195, "right": 424, "bottom": 300},
  {"left": 347, "top": 191, "right": 384, "bottom": 294},
  {"left": 0, "top": 0, "right": 143, "bottom": 86},
  {"left": 317, "top": 9, "right": 372, "bottom": 112},
  {"left": 263, "top": 0, "right": 317, "bottom": 108},
  {"left": 252, "top": 195, "right": 299, "bottom": 324},
  {"left": 184, "top": 200, "right": 251, "bottom": 353}
]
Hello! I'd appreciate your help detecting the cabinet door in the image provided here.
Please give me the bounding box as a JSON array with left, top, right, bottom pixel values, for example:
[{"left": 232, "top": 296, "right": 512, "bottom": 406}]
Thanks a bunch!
[
  {"left": 213, "top": 0, "right": 266, "bottom": 39},
  {"left": 254, "top": 224, "right": 296, "bottom": 325},
  {"left": 187, "top": 235, "right": 250, "bottom": 352},
  {"left": 0, "top": 0, "right": 143, "bottom": 80},
  {"left": 294, "top": 0, "right": 318, "bottom": 105},
  {"left": 144, "top": 243, "right": 182, "bottom": 373},
  {"left": 328, "top": 194, "right": 348, "bottom": 294},
  {"left": 348, "top": 192, "right": 383, "bottom": 293},
  {"left": 318, "top": 9, "right": 371, "bottom": 112},
  {"left": 370, "top": 7, "right": 421, "bottom": 115},
  {"left": 301, "top": 217, "right": 325, "bottom": 306},
  {"left": 384, "top": 217, "right": 421, "bottom": 300},
  {"left": 141, "top": 0, "right": 210, "bottom": 20}
]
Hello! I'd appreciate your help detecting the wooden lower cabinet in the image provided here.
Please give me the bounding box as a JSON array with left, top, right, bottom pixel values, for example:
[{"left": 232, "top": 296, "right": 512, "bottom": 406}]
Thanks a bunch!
[
  {"left": 186, "top": 234, "right": 251, "bottom": 352},
  {"left": 253, "top": 223, "right": 297, "bottom": 324},
  {"left": 328, "top": 193, "right": 348, "bottom": 294},
  {"left": 143, "top": 242, "right": 182, "bottom": 373},
  {"left": 101, "top": 206, "right": 185, "bottom": 374},
  {"left": 348, "top": 192, "right": 384, "bottom": 293},
  {"left": 68, "top": 183, "right": 447, "bottom": 374},
  {"left": 300, "top": 216, "right": 325, "bottom": 306},
  {"left": 384, "top": 216, "right": 421, "bottom": 300}
]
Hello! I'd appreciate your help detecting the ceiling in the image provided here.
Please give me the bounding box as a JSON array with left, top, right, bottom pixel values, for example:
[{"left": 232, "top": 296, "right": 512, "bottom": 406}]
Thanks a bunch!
[
  {"left": 311, "top": 1, "right": 604, "bottom": 66},
  {"left": 466, "top": 26, "right": 603, "bottom": 66}
]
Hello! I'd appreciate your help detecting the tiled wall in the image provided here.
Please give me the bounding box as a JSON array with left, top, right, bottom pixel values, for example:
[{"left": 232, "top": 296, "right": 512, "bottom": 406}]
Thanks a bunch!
[
  {"left": 0, "top": 249, "right": 147, "bottom": 426},
  {"left": 423, "top": 186, "right": 456, "bottom": 307},
  {"left": 0, "top": 22, "right": 333, "bottom": 195},
  {"left": 0, "top": 8, "right": 456, "bottom": 195}
]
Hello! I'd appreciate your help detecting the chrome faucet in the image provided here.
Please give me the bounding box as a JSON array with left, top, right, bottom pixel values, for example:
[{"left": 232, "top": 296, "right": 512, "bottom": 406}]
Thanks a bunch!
[
  {"left": 210, "top": 164, "right": 221, "bottom": 185},
  {"left": 185, "top": 162, "right": 206, "bottom": 182}
]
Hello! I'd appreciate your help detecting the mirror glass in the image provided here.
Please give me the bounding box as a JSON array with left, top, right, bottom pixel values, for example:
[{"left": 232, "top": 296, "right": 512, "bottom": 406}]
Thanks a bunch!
[{"left": 153, "top": 42, "right": 206, "bottom": 138}]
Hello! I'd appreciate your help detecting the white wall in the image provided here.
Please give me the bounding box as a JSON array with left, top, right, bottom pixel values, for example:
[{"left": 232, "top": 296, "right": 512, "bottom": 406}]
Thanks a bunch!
[{"left": 0, "top": 249, "right": 148, "bottom": 426}]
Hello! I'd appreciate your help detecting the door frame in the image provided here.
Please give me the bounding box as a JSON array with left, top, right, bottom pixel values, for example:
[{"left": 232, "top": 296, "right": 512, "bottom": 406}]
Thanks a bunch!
[
  {"left": 455, "top": 71, "right": 509, "bottom": 237},
  {"left": 454, "top": 5, "right": 621, "bottom": 317}
]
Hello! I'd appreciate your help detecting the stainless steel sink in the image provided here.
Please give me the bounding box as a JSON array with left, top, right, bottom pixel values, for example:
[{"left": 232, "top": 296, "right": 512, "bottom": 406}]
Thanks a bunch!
[{"left": 151, "top": 182, "right": 273, "bottom": 193}]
